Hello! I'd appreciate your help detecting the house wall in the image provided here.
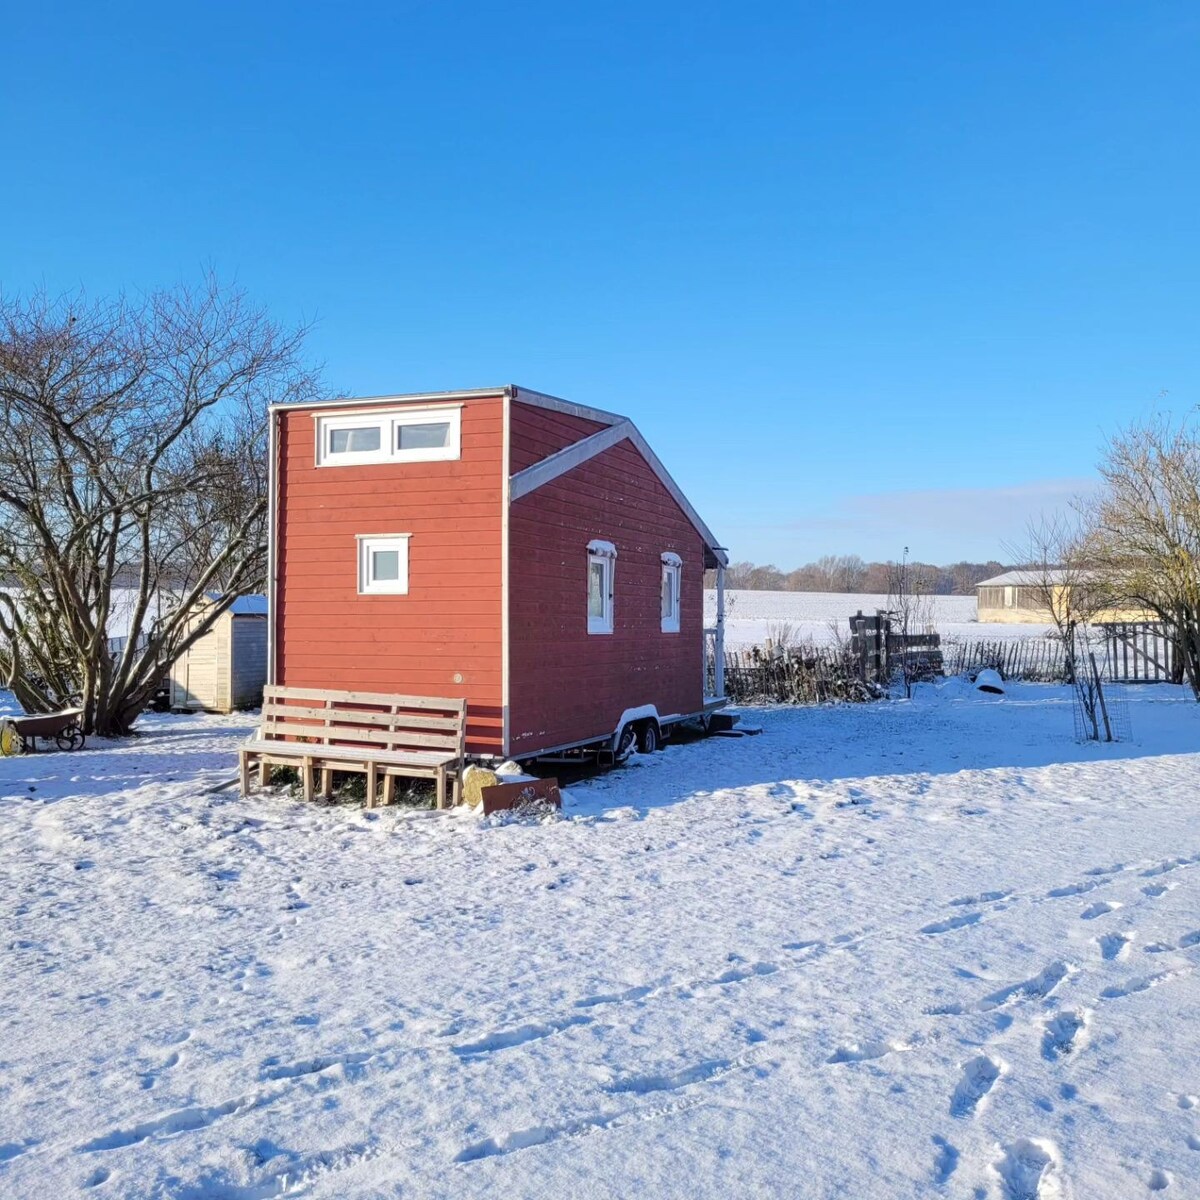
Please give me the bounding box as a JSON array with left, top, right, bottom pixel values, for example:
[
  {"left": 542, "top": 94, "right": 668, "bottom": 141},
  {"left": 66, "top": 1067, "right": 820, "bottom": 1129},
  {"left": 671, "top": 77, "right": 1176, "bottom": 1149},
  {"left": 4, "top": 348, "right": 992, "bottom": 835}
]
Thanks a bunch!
[
  {"left": 274, "top": 393, "right": 506, "bottom": 755},
  {"left": 508, "top": 400, "right": 607, "bottom": 472},
  {"left": 507, "top": 422, "right": 707, "bottom": 758},
  {"left": 230, "top": 617, "right": 268, "bottom": 709},
  {"left": 977, "top": 583, "right": 1154, "bottom": 626}
]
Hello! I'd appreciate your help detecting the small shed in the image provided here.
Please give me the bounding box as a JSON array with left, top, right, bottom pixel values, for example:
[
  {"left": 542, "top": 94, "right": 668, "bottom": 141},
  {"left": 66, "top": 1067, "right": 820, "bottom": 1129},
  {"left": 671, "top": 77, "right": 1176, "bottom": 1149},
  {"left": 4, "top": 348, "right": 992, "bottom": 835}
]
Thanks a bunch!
[{"left": 169, "top": 595, "right": 268, "bottom": 713}]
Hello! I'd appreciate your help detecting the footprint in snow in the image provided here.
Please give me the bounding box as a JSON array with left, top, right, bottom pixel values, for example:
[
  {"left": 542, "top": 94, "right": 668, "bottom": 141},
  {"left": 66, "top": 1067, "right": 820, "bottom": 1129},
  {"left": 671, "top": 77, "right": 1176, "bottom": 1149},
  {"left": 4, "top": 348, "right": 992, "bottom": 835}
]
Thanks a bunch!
[
  {"left": 1041, "top": 1008, "right": 1090, "bottom": 1060},
  {"left": 1143, "top": 882, "right": 1177, "bottom": 898},
  {"left": 1096, "top": 932, "right": 1133, "bottom": 961},
  {"left": 1080, "top": 900, "right": 1123, "bottom": 920},
  {"left": 994, "top": 1137, "right": 1063, "bottom": 1200},
  {"left": 920, "top": 912, "right": 982, "bottom": 936},
  {"left": 949, "top": 889, "right": 1011, "bottom": 907},
  {"left": 980, "top": 961, "right": 1073, "bottom": 1011},
  {"left": 950, "top": 1053, "right": 1003, "bottom": 1117},
  {"left": 1148, "top": 1168, "right": 1172, "bottom": 1190},
  {"left": 931, "top": 1135, "right": 959, "bottom": 1184},
  {"left": 1099, "top": 969, "right": 1189, "bottom": 1000},
  {"left": 827, "top": 1038, "right": 909, "bottom": 1064}
]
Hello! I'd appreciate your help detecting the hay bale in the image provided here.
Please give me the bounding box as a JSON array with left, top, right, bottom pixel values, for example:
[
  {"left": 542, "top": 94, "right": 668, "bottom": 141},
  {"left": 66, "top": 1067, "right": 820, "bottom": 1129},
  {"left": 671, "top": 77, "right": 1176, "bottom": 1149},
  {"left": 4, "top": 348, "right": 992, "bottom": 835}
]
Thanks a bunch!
[{"left": 461, "top": 765, "right": 499, "bottom": 808}]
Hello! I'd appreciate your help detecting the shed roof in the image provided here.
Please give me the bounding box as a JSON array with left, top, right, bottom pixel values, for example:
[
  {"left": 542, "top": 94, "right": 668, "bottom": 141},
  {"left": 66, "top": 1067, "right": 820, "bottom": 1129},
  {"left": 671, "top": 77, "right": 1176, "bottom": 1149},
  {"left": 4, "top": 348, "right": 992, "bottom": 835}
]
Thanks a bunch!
[
  {"left": 204, "top": 593, "right": 268, "bottom": 615},
  {"left": 976, "top": 570, "right": 1071, "bottom": 587}
]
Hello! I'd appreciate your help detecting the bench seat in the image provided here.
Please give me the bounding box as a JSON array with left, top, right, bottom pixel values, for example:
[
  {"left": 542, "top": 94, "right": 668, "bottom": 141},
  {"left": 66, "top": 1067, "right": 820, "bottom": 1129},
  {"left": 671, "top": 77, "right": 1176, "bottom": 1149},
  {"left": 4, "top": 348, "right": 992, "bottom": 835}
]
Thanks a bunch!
[
  {"left": 241, "top": 740, "right": 458, "bottom": 770},
  {"left": 239, "top": 686, "right": 467, "bottom": 808}
]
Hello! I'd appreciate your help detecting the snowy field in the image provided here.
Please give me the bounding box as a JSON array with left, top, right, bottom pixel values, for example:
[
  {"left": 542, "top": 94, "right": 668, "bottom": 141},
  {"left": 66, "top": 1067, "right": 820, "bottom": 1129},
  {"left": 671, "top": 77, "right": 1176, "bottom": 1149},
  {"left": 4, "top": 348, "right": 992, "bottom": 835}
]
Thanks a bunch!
[
  {"left": 3, "top": 686, "right": 1200, "bottom": 1198},
  {"left": 705, "top": 589, "right": 1054, "bottom": 650}
]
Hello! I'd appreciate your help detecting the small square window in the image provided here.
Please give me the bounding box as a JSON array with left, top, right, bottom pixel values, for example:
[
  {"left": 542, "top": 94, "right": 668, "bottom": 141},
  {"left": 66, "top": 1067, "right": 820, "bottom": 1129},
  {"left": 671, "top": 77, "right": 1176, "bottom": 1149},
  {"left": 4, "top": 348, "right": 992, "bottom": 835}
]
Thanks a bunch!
[
  {"left": 357, "top": 534, "right": 410, "bottom": 595},
  {"left": 661, "top": 554, "right": 681, "bottom": 633}
]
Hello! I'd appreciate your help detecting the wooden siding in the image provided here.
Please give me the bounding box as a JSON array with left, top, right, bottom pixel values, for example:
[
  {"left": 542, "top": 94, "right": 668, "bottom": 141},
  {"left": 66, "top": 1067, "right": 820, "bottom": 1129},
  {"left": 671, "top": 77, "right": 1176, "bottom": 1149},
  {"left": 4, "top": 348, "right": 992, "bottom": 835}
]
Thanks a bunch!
[
  {"left": 508, "top": 401, "right": 607, "bottom": 472},
  {"left": 275, "top": 394, "right": 505, "bottom": 754},
  {"left": 230, "top": 617, "right": 268, "bottom": 709},
  {"left": 507, "top": 438, "right": 707, "bottom": 757}
]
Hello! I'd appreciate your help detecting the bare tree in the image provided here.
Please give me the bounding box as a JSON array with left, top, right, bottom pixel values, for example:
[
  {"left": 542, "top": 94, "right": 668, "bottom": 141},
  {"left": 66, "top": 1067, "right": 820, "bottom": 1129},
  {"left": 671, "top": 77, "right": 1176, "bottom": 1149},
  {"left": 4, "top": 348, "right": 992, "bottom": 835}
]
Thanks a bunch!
[
  {"left": 1084, "top": 417, "right": 1200, "bottom": 698},
  {"left": 886, "top": 549, "right": 935, "bottom": 698},
  {"left": 0, "top": 277, "right": 319, "bottom": 734},
  {"left": 1003, "top": 514, "right": 1100, "bottom": 683}
]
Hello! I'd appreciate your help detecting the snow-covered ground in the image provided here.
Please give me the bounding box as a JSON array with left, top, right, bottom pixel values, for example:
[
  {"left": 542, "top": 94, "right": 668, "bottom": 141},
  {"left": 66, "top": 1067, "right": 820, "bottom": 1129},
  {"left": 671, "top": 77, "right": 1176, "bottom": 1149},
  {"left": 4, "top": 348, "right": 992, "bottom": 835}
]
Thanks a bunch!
[
  {"left": 3, "top": 686, "right": 1200, "bottom": 1198},
  {"left": 706, "top": 589, "right": 1055, "bottom": 649}
]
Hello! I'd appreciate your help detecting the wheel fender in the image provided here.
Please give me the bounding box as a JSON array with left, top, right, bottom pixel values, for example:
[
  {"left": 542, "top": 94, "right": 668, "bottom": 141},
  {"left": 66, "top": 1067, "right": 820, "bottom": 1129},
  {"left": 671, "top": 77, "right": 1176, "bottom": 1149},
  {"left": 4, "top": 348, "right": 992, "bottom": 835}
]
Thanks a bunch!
[{"left": 608, "top": 705, "right": 661, "bottom": 752}]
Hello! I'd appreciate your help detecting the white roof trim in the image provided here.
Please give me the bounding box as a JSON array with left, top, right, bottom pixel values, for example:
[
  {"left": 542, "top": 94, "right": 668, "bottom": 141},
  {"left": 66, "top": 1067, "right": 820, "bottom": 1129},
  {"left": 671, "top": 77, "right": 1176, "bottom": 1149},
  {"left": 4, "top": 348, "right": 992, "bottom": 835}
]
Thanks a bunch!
[
  {"left": 510, "top": 422, "right": 635, "bottom": 501},
  {"left": 624, "top": 425, "right": 727, "bottom": 565},
  {"left": 511, "top": 386, "right": 626, "bottom": 428},
  {"left": 509, "top": 417, "right": 728, "bottom": 566}
]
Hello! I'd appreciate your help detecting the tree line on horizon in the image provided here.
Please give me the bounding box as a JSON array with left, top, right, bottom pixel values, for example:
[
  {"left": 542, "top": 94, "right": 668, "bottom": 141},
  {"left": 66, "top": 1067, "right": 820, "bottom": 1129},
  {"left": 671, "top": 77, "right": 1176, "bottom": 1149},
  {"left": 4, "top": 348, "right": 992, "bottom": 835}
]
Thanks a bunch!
[{"left": 705, "top": 556, "right": 1008, "bottom": 595}]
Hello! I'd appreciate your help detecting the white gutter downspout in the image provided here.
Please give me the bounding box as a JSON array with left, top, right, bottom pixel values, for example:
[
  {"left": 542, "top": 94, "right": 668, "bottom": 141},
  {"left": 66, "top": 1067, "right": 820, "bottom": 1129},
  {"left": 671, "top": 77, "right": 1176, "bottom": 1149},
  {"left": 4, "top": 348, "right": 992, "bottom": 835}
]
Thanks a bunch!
[
  {"left": 715, "top": 555, "right": 726, "bottom": 699},
  {"left": 265, "top": 409, "right": 279, "bottom": 686}
]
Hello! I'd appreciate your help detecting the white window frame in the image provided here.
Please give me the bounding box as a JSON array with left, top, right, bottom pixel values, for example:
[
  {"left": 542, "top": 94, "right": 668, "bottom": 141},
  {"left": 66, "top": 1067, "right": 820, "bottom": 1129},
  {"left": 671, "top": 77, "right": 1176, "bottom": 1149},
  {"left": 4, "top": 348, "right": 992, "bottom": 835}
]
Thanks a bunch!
[
  {"left": 661, "top": 552, "right": 682, "bottom": 633},
  {"left": 587, "top": 539, "right": 617, "bottom": 635},
  {"left": 316, "top": 405, "right": 462, "bottom": 466},
  {"left": 357, "top": 533, "right": 411, "bottom": 595}
]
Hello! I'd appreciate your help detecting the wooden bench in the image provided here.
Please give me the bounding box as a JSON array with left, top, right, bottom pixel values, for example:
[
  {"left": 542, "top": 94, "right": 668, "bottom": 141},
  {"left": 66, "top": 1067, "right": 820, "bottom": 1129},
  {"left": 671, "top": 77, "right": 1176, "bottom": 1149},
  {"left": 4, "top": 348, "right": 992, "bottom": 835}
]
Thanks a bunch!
[{"left": 239, "top": 686, "right": 467, "bottom": 809}]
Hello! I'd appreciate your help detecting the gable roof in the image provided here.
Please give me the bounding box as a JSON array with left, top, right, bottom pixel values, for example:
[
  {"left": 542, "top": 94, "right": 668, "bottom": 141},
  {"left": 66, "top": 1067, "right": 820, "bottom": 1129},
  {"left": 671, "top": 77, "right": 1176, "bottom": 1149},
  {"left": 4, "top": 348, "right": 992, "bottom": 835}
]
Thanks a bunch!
[
  {"left": 272, "top": 385, "right": 728, "bottom": 566},
  {"left": 510, "top": 388, "right": 727, "bottom": 566}
]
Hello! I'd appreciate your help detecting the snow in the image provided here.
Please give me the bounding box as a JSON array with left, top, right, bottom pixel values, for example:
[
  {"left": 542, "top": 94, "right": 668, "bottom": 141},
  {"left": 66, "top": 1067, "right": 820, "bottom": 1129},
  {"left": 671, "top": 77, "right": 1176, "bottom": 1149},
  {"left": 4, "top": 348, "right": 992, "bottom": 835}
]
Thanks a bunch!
[
  {"left": 3, "top": 686, "right": 1200, "bottom": 1198},
  {"left": 706, "top": 588, "right": 1058, "bottom": 649}
]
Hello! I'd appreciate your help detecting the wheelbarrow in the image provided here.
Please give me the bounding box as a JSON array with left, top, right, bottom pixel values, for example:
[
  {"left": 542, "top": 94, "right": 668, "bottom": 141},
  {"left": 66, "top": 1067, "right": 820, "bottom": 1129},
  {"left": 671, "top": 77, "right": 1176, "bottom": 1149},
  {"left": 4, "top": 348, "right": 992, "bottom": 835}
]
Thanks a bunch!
[{"left": 0, "top": 707, "right": 87, "bottom": 755}]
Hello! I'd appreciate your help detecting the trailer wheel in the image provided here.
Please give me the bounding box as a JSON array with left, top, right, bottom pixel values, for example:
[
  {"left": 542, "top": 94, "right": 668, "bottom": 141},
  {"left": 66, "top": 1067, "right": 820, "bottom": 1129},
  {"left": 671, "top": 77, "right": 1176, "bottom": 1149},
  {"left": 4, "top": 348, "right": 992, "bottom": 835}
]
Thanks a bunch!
[
  {"left": 636, "top": 721, "right": 660, "bottom": 754},
  {"left": 614, "top": 723, "right": 637, "bottom": 764}
]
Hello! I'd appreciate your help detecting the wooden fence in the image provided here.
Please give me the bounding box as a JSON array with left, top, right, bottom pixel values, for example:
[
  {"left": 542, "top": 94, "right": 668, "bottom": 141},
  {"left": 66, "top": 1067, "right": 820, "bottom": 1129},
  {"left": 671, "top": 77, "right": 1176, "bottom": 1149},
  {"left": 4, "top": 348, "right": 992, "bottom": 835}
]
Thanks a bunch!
[
  {"left": 716, "top": 620, "right": 1183, "bottom": 706},
  {"left": 941, "top": 638, "right": 1069, "bottom": 683},
  {"left": 1099, "top": 622, "right": 1180, "bottom": 684}
]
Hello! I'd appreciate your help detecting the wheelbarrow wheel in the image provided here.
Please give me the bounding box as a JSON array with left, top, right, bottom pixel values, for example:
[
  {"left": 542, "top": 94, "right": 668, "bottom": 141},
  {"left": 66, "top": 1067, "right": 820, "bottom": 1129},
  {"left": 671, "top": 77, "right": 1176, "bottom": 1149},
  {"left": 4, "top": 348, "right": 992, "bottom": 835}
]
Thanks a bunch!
[
  {"left": 56, "top": 724, "right": 85, "bottom": 752},
  {"left": 0, "top": 721, "right": 24, "bottom": 757}
]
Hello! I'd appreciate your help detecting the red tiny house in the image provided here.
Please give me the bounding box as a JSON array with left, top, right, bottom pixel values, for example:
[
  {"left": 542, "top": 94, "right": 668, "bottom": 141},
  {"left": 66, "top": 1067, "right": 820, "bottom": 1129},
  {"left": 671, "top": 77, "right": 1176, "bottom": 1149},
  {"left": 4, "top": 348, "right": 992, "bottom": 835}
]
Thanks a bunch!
[{"left": 268, "top": 386, "right": 727, "bottom": 762}]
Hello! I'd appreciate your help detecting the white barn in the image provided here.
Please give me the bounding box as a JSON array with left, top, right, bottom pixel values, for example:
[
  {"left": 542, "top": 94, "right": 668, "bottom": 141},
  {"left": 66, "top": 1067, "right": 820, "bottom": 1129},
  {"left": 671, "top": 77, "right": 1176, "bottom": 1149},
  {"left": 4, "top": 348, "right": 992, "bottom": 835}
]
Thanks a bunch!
[{"left": 168, "top": 595, "right": 268, "bottom": 713}]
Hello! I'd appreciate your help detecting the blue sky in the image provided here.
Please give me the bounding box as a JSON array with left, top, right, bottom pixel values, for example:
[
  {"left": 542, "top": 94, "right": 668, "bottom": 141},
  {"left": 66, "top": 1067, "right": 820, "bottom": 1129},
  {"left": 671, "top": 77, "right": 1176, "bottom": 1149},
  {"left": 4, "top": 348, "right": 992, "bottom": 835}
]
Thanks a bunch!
[{"left": 4, "top": 1, "right": 1197, "bottom": 567}]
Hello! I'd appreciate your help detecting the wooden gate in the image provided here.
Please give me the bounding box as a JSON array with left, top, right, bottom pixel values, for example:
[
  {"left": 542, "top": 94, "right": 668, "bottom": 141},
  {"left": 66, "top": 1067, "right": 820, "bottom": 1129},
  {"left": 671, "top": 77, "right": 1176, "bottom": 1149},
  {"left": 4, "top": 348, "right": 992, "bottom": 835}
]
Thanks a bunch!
[{"left": 1099, "top": 622, "right": 1179, "bottom": 683}]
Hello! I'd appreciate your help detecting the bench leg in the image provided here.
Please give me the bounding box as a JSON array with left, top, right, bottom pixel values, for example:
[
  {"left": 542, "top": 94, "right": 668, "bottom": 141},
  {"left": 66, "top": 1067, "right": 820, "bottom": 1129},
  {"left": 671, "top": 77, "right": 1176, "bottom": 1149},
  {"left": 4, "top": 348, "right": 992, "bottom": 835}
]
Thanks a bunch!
[
  {"left": 451, "top": 768, "right": 462, "bottom": 807},
  {"left": 259, "top": 760, "right": 271, "bottom": 788},
  {"left": 239, "top": 752, "right": 251, "bottom": 797},
  {"left": 383, "top": 774, "right": 396, "bottom": 807},
  {"left": 302, "top": 756, "right": 314, "bottom": 804},
  {"left": 321, "top": 768, "right": 333, "bottom": 799},
  {"left": 366, "top": 761, "right": 378, "bottom": 809},
  {"left": 435, "top": 766, "right": 447, "bottom": 810}
]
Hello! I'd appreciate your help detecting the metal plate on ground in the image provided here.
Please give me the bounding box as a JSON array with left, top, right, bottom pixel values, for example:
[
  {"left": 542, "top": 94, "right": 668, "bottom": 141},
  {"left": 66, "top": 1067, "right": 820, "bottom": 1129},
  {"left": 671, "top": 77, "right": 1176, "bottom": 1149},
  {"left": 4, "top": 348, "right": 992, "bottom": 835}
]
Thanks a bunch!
[{"left": 480, "top": 778, "right": 563, "bottom": 815}]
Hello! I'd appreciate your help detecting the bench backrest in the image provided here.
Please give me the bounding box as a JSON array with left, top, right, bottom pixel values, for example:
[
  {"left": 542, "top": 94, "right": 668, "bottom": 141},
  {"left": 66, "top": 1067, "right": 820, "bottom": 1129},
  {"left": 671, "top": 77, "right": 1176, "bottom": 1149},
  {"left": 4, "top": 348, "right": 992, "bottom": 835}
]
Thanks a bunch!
[{"left": 261, "top": 686, "right": 466, "bottom": 759}]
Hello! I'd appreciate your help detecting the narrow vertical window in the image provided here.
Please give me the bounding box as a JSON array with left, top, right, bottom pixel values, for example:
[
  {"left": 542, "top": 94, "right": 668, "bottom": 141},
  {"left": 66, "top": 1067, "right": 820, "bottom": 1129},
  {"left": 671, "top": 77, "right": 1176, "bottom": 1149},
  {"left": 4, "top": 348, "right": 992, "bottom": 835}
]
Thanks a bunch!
[
  {"left": 587, "top": 539, "right": 617, "bottom": 634},
  {"left": 661, "top": 552, "right": 682, "bottom": 633}
]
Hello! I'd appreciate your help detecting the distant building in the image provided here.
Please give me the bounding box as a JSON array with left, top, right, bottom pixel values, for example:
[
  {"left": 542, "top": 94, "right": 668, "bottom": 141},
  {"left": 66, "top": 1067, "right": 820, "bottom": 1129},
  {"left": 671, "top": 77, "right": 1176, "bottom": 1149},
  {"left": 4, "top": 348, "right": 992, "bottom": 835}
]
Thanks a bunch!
[{"left": 976, "top": 570, "right": 1152, "bottom": 625}]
